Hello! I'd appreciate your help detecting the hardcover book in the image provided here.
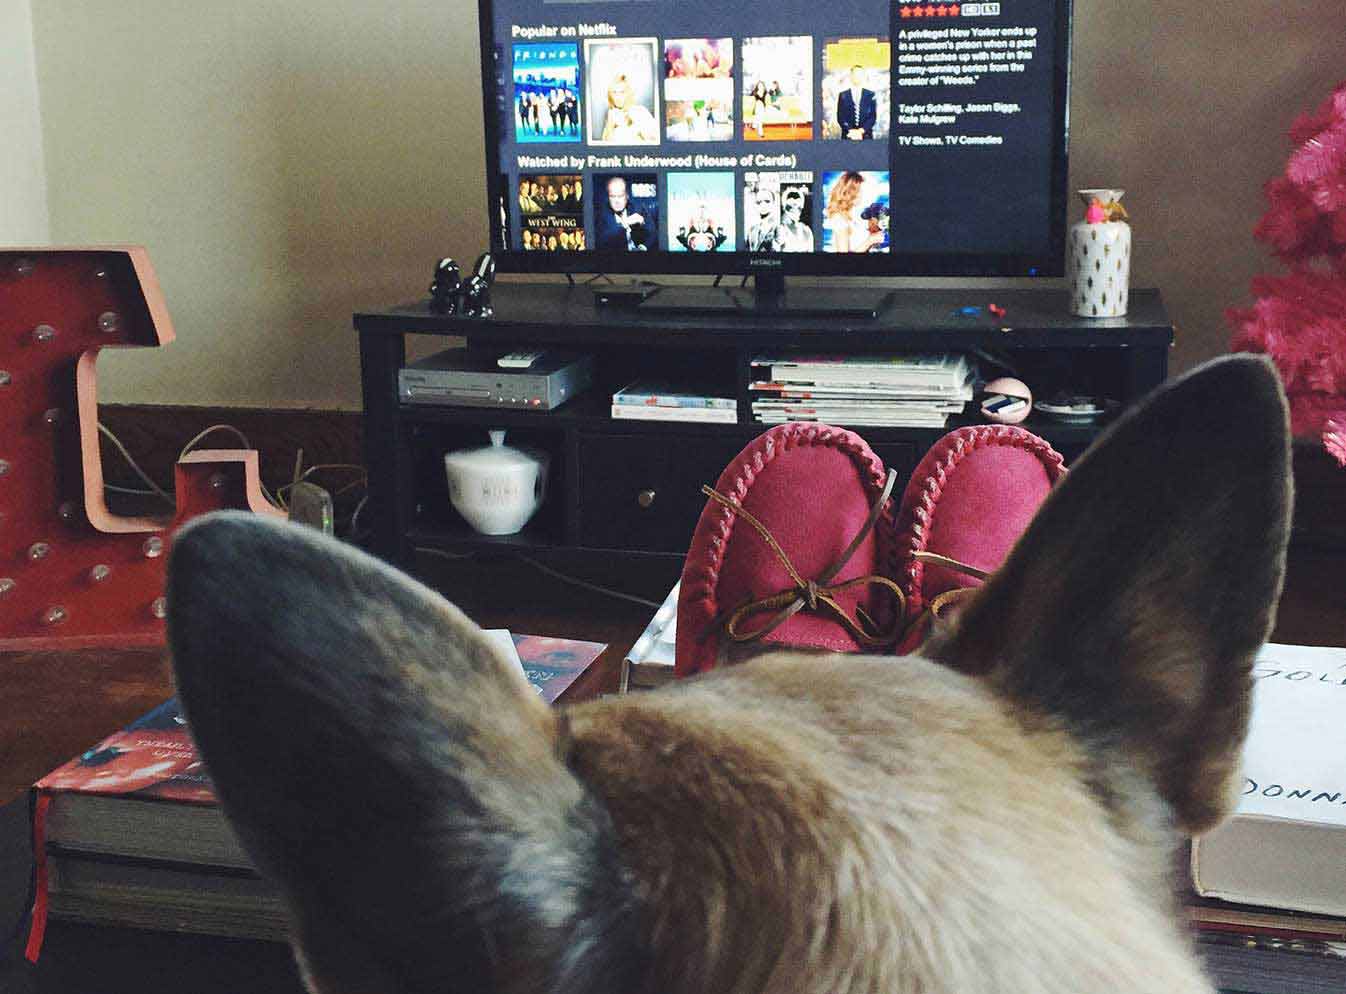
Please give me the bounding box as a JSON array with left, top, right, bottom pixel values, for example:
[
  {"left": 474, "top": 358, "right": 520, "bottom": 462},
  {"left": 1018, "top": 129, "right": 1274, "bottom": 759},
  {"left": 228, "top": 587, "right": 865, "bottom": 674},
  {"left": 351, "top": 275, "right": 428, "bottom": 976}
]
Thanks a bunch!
[{"left": 1191, "top": 642, "right": 1346, "bottom": 918}]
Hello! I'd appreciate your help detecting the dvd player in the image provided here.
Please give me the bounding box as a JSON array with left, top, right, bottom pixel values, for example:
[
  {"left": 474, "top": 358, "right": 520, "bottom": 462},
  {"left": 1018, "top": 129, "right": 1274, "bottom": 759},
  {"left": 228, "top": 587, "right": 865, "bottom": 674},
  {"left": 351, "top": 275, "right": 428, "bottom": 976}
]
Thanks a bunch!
[{"left": 398, "top": 349, "right": 593, "bottom": 410}]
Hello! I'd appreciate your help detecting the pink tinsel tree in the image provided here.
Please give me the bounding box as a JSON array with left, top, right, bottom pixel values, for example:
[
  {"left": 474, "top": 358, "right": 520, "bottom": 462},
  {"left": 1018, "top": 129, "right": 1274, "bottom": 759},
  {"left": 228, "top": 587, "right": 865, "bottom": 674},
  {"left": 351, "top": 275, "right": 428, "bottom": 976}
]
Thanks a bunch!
[{"left": 1229, "top": 81, "right": 1346, "bottom": 466}]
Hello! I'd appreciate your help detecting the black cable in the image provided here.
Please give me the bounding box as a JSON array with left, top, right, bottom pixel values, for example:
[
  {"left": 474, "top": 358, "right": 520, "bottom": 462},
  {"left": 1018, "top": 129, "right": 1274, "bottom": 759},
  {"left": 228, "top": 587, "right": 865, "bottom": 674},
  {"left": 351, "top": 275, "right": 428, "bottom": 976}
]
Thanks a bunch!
[
  {"left": 566, "top": 273, "right": 576, "bottom": 286},
  {"left": 713, "top": 274, "right": 723, "bottom": 287},
  {"left": 740, "top": 274, "right": 750, "bottom": 288}
]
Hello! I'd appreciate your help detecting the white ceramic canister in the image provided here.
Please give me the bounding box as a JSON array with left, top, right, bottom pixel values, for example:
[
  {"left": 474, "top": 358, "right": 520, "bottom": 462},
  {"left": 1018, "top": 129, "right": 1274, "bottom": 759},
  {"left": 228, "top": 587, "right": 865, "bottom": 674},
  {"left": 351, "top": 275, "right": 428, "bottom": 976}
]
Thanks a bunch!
[
  {"left": 1069, "top": 188, "right": 1131, "bottom": 318},
  {"left": 443, "top": 429, "right": 549, "bottom": 536}
]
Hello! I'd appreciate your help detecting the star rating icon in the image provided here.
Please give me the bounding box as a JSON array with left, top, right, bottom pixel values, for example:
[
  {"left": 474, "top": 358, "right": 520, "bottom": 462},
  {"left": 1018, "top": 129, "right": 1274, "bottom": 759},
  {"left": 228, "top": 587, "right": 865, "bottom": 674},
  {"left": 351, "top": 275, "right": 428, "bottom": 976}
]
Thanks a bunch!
[{"left": 902, "top": 1, "right": 960, "bottom": 16}]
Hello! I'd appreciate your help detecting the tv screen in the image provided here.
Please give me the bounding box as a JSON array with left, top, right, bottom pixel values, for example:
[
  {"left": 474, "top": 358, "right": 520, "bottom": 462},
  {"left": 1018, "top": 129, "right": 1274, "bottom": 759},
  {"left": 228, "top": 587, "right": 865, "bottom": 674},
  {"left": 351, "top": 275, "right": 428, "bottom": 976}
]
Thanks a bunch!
[{"left": 480, "top": 0, "right": 1072, "bottom": 277}]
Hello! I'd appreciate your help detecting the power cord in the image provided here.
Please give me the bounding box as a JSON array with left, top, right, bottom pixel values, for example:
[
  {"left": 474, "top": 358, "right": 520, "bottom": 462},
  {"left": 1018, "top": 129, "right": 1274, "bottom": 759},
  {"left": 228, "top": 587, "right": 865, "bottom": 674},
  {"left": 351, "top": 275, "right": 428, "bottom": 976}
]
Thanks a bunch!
[
  {"left": 415, "top": 546, "right": 662, "bottom": 610},
  {"left": 348, "top": 494, "right": 370, "bottom": 542},
  {"left": 274, "top": 461, "right": 367, "bottom": 509},
  {"left": 97, "top": 422, "right": 176, "bottom": 507}
]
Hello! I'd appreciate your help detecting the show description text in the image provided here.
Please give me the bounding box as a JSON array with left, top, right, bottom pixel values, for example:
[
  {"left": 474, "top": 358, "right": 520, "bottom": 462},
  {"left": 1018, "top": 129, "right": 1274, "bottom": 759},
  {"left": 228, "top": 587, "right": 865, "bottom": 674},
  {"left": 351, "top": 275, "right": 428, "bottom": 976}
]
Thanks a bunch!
[{"left": 896, "top": 25, "right": 1038, "bottom": 149}]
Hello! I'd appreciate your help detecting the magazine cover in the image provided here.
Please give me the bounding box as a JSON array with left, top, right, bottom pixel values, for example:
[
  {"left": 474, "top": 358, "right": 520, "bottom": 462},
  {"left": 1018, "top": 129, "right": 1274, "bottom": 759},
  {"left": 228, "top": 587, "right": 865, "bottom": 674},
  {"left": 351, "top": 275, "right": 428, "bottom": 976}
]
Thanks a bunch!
[
  {"left": 668, "top": 172, "right": 736, "bottom": 252},
  {"left": 519, "top": 174, "right": 585, "bottom": 251},
  {"left": 34, "top": 698, "right": 216, "bottom": 803},
  {"left": 585, "top": 37, "right": 661, "bottom": 146},
  {"left": 511, "top": 634, "right": 607, "bottom": 700},
  {"left": 663, "top": 38, "right": 734, "bottom": 142},
  {"left": 513, "top": 42, "right": 582, "bottom": 143},
  {"left": 820, "top": 37, "right": 891, "bottom": 141},
  {"left": 743, "top": 171, "right": 815, "bottom": 252},
  {"left": 820, "top": 170, "right": 891, "bottom": 253},
  {"left": 741, "top": 36, "right": 813, "bottom": 141},
  {"left": 592, "top": 172, "right": 659, "bottom": 252}
]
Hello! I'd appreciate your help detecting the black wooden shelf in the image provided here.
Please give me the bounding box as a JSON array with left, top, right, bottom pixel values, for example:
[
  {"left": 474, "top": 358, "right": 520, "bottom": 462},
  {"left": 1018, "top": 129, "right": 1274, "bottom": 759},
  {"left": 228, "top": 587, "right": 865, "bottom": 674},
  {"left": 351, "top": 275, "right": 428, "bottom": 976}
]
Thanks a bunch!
[{"left": 356, "top": 283, "right": 1173, "bottom": 569}]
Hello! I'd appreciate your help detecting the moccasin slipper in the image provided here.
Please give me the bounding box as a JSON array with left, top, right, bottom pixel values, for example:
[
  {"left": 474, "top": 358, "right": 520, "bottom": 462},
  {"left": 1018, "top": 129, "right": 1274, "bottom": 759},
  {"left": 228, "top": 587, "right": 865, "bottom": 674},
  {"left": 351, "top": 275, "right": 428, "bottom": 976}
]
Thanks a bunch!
[
  {"left": 893, "top": 425, "right": 1066, "bottom": 654},
  {"left": 676, "top": 423, "right": 903, "bottom": 677}
]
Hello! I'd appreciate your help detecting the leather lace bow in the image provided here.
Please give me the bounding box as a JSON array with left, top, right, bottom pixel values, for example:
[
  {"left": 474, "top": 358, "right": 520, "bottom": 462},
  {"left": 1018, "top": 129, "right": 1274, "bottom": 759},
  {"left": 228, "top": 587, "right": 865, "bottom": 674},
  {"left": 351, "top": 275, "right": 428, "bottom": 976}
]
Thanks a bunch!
[{"left": 700, "top": 469, "right": 907, "bottom": 647}]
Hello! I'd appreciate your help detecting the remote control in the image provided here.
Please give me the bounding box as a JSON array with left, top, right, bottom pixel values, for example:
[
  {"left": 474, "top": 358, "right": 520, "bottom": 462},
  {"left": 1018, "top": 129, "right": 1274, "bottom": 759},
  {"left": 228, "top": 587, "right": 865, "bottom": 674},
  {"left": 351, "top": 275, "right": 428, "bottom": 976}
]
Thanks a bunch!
[{"left": 498, "top": 351, "right": 545, "bottom": 369}]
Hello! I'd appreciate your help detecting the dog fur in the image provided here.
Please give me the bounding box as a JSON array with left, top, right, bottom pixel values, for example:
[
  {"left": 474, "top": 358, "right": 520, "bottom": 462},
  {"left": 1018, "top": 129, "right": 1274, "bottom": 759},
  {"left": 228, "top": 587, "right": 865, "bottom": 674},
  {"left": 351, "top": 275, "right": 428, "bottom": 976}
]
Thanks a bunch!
[{"left": 166, "top": 354, "right": 1292, "bottom": 994}]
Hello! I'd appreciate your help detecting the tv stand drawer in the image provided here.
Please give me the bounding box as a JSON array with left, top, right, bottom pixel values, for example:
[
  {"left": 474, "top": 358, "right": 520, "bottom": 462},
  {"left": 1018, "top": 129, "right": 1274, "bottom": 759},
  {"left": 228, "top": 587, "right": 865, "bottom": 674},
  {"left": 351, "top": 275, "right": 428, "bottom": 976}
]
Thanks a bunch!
[{"left": 578, "top": 433, "right": 757, "bottom": 554}]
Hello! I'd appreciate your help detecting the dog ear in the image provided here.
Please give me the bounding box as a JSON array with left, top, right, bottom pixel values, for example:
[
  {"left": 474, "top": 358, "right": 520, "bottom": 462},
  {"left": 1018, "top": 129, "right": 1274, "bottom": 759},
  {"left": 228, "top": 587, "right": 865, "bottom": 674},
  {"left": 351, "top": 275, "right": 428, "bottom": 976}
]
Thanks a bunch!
[
  {"left": 166, "top": 513, "right": 642, "bottom": 994},
  {"left": 928, "top": 355, "right": 1292, "bottom": 834}
]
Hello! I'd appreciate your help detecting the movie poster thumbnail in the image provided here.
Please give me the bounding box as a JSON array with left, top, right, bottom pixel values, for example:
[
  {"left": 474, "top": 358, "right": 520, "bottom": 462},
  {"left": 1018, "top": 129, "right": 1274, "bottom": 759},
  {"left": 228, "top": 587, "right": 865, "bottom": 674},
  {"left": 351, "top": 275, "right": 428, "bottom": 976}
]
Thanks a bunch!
[
  {"left": 663, "top": 38, "right": 734, "bottom": 142},
  {"left": 668, "top": 171, "right": 736, "bottom": 252},
  {"left": 521, "top": 215, "right": 585, "bottom": 252},
  {"left": 820, "top": 171, "right": 890, "bottom": 253},
  {"left": 741, "top": 36, "right": 814, "bottom": 141},
  {"left": 744, "top": 172, "right": 815, "bottom": 252},
  {"left": 592, "top": 173, "right": 659, "bottom": 252},
  {"left": 821, "top": 37, "right": 891, "bottom": 141},
  {"left": 513, "top": 43, "right": 582, "bottom": 143},
  {"left": 518, "top": 174, "right": 584, "bottom": 214},
  {"left": 519, "top": 174, "right": 584, "bottom": 251},
  {"left": 585, "top": 38, "right": 661, "bottom": 146}
]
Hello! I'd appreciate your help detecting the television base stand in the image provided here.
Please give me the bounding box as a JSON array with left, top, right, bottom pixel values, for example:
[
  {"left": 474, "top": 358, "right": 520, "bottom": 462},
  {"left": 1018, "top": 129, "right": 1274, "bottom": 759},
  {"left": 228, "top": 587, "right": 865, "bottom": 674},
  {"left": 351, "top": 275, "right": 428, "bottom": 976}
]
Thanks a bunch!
[{"left": 638, "top": 281, "right": 892, "bottom": 319}]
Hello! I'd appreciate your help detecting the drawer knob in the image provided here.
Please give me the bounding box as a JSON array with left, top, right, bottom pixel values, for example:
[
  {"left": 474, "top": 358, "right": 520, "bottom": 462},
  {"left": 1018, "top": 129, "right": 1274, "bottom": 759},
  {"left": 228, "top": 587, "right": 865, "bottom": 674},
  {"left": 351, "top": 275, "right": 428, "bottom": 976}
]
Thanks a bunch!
[{"left": 637, "top": 489, "right": 657, "bottom": 509}]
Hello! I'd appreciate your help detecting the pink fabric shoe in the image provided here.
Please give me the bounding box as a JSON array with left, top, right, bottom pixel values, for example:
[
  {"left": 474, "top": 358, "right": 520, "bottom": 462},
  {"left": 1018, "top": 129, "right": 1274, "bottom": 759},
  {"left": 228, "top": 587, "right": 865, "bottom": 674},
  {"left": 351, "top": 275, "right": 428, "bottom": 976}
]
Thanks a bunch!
[
  {"left": 676, "top": 424, "right": 903, "bottom": 677},
  {"left": 893, "top": 425, "right": 1067, "bottom": 654}
]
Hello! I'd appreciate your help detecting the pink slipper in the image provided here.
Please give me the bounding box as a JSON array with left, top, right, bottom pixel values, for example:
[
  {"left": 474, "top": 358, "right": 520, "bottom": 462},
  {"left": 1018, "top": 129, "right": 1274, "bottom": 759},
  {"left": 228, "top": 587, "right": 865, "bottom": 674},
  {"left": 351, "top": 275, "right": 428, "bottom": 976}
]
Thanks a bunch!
[
  {"left": 893, "top": 425, "right": 1067, "bottom": 653},
  {"left": 676, "top": 424, "right": 903, "bottom": 677}
]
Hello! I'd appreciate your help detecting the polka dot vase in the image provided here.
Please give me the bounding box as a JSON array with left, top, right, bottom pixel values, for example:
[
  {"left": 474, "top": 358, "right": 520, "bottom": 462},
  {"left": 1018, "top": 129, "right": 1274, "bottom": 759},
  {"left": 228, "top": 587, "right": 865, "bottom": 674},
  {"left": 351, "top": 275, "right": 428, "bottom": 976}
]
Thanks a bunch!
[{"left": 1069, "top": 188, "right": 1131, "bottom": 318}]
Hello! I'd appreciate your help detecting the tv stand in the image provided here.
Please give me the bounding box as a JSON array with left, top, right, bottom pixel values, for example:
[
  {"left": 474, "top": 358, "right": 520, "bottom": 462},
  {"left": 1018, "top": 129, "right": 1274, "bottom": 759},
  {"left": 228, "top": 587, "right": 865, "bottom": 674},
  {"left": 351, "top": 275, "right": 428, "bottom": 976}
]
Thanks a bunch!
[
  {"left": 355, "top": 283, "right": 1173, "bottom": 570},
  {"left": 640, "top": 273, "right": 891, "bottom": 318}
]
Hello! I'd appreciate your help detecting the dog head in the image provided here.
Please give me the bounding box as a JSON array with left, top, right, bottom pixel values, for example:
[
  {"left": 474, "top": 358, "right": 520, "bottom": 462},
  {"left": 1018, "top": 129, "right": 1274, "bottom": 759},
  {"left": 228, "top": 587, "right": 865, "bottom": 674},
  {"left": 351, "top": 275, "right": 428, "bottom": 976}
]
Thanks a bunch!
[{"left": 167, "top": 354, "right": 1290, "bottom": 994}]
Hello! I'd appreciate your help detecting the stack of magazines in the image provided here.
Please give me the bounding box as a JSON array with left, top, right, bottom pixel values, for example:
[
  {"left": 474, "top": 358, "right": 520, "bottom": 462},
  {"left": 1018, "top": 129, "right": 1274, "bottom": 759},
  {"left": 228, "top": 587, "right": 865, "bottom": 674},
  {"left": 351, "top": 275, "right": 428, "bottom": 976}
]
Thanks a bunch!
[
  {"left": 612, "top": 380, "right": 737, "bottom": 424},
  {"left": 750, "top": 353, "right": 974, "bottom": 428}
]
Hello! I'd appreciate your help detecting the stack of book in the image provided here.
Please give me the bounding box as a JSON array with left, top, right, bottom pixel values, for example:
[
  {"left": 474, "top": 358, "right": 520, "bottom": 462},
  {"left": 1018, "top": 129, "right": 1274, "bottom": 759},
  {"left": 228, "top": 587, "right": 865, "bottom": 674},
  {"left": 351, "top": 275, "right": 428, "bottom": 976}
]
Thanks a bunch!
[
  {"left": 1186, "top": 642, "right": 1346, "bottom": 993},
  {"left": 611, "top": 380, "right": 737, "bottom": 424},
  {"left": 26, "top": 633, "right": 606, "bottom": 947},
  {"left": 749, "top": 352, "right": 975, "bottom": 428}
]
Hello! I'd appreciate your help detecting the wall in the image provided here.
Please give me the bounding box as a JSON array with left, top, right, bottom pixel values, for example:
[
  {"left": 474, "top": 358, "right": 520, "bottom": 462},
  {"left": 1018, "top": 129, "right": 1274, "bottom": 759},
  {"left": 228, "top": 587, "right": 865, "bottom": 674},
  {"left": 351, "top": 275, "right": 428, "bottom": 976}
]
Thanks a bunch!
[
  {"left": 0, "top": 0, "right": 49, "bottom": 243},
  {"left": 28, "top": 1, "right": 1346, "bottom": 408}
]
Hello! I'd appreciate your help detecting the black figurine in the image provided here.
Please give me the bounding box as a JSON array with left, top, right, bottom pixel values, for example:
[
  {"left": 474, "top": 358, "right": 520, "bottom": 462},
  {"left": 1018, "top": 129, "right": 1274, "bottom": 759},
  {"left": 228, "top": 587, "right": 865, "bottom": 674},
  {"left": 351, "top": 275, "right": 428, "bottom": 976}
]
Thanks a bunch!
[
  {"left": 428, "top": 257, "right": 461, "bottom": 314},
  {"left": 459, "top": 252, "right": 496, "bottom": 317}
]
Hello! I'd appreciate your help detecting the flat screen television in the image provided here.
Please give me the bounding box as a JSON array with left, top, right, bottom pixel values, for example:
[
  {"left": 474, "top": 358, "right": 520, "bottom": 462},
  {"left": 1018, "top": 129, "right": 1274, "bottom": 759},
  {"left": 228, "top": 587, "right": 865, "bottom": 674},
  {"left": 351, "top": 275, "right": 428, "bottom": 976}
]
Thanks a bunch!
[{"left": 478, "top": 0, "right": 1073, "bottom": 307}]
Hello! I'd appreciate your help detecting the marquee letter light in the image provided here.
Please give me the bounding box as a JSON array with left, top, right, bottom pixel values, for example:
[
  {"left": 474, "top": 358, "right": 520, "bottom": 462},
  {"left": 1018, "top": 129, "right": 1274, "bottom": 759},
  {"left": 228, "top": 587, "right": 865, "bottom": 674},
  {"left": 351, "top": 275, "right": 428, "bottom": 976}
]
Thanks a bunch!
[{"left": 0, "top": 247, "right": 282, "bottom": 651}]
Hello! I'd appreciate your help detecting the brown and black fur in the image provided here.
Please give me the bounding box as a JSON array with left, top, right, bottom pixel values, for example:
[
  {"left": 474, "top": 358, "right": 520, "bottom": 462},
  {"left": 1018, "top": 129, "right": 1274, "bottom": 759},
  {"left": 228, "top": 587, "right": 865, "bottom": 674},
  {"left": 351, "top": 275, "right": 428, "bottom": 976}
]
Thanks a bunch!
[{"left": 167, "top": 354, "right": 1292, "bottom": 994}]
